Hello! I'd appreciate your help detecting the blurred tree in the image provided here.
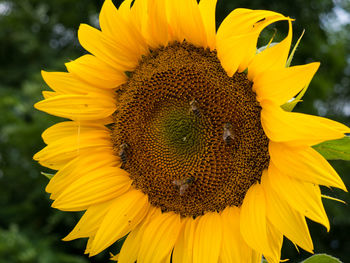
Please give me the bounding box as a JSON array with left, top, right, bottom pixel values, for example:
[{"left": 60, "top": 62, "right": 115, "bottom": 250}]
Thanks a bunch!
[{"left": 0, "top": 0, "right": 349, "bottom": 262}]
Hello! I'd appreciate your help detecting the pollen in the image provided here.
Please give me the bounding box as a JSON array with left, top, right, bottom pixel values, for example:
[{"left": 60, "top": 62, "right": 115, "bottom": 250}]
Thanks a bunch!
[{"left": 111, "top": 42, "right": 269, "bottom": 217}]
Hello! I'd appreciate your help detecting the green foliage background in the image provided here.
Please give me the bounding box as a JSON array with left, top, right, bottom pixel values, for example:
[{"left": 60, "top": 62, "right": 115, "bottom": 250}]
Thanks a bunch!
[{"left": 0, "top": 0, "right": 349, "bottom": 262}]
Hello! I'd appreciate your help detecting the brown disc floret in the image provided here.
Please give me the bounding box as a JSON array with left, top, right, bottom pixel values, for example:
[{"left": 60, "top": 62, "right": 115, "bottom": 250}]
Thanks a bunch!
[{"left": 111, "top": 42, "right": 269, "bottom": 217}]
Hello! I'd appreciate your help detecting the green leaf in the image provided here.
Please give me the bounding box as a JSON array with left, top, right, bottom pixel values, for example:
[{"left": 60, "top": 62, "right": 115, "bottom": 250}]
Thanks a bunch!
[
  {"left": 41, "top": 172, "right": 54, "bottom": 179},
  {"left": 281, "top": 82, "right": 309, "bottom": 112},
  {"left": 281, "top": 30, "right": 308, "bottom": 112},
  {"left": 313, "top": 136, "right": 350, "bottom": 161},
  {"left": 302, "top": 254, "right": 342, "bottom": 263},
  {"left": 124, "top": 71, "right": 133, "bottom": 78},
  {"left": 286, "top": 29, "right": 305, "bottom": 67}
]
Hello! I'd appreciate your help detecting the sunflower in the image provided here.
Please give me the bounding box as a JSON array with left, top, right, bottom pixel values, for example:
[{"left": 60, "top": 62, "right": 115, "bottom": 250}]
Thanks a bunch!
[{"left": 34, "top": 0, "right": 349, "bottom": 262}]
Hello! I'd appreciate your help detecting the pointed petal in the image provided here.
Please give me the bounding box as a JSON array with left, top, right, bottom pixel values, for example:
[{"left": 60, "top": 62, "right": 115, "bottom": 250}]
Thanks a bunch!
[
  {"left": 254, "top": 62, "right": 320, "bottom": 105},
  {"left": 263, "top": 223, "right": 283, "bottom": 263},
  {"left": 63, "top": 200, "right": 114, "bottom": 241},
  {"left": 78, "top": 24, "right": 136, "bottom": 71},
  {"left": 217, "top": 9, "right": 289, "bottom": 76},
  {"left": 52, "top": 167, "right": 132, "bottom": 211},
  {"left": 143, "top": 0, "right": 169, "bottom": 48},
  {"left": 138, "top": 212, "right": 182, "bottom": 263},
  {"left": 199, "top": 0, "right": 218, "bottom": 50},
  {"left": 41, "top": 71, "right": 113, "bottom": 95},
  {"left": 248, "top": 19, "right": 292, "bottom": 79},
  {"left": 251, "top": 251, "right": 263, "bottom": 263},
  {"left": 269, "top": 142, "right": 347, "bottom": 191},
  {"left": 34, "top": 129, "right": 111, "bottom": 170},
  {"left": 99, "top": 0, "right": 147, "bottom": 57},
  {"left": 65, "top": 55, "right": 126, "bottom": 89},
  {"left": 42, "top": 91, "right": 58, "bottom": 99},
  {"left": 261, "top": 100, "right": 350, "bottom": 145},
  {"left": 84, "top": 236, "right": 94, "bottom": 255},
  {"left": 160, "top": 252, "right": 172, "bottom": 263},
  {"left": 192, "top": 212, "right": 222, "bottom": 263},
  {"left": 261, "top": 170, "right": 314, "bottom": 253},
  {"left": 240, "top": 183, "right": 276, "bottom": 258},
  {"left": 41, "top": 121, "right": 108, "bottom": 145},
  {"left": 34, "top": 94, "right": 116, "bottom": 121},
  {"left": 267, "top": 163, "right": 330, "bottom": 230},
  {"left": 173, "top": 217, "right": 196, "bottom": 263},
  {"left": 220, "top": 206, "right": 254, "bottom": 263},
  {"left": 167, "top": 0, "right": 207, "bottom": 47},
  {"left": 90, "top": 189, "right": 149, "bottom": 256},
  {"left": 117, "top": 207, "right": 159, "bottom": 263},
  {"left": 46, "top": 147, "right": 119, "bottom": 198}
]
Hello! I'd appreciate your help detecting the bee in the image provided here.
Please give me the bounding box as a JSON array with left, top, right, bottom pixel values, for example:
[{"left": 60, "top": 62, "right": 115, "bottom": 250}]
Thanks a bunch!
[
  {"left": 223, "top": 123, "right": 234, "bottom": 145},
  {"left": 189, "top": 99, "right": 201, "bottom": 118},
  {"left": 119, "top": 143, "right": 129, "bottom": 165},
  {"left": 172, "top": 177, "right": 194, "bottom": 196}
]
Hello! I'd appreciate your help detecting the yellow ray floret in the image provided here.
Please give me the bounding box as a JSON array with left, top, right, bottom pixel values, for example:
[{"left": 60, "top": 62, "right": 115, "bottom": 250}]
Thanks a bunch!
[
  {"left": 192, "top": 212, "right": 222, "bottom": 263},
  {"left": 267, "top": 163, "right": 330, "bottom": 230},
  {"left": 261, "top": 100, "right": 350, "bottom": 145},
  {"left": 220, "top": 207, "right": 255, "bottom": 263},
  {"left": 46, "top": 148, "right": 119, "bottom": 199},
  {"left": 172, "top": 217, "right": 196, "bottom": 263},
  {"left": 65, "top": 55, "right": 127, "bottom": 89},
  {"left": 51, "top": 167, "right": 132, "bottom": 211},
  {"left": 269, "top": 142, "right": 347, "bottom": 190},
  {"left": 90, "top": 189, "right": 150, "bottom": 256},
  {"left": 262, "top": 171, "right": 314, "bottom": 253}
]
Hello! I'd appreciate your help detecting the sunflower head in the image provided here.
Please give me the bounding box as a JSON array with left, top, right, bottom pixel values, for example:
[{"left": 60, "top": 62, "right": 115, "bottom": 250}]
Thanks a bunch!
[
  {"left": 34, "top": 0, "right": 349, "bottom": 262},
  {"left": 112, "top": 41, "right": 270, "bottom": 217}
]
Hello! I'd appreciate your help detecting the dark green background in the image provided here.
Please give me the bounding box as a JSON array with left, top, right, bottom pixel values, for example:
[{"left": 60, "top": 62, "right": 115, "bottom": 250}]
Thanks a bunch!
[{"left": 0, "top": 0, "right": 349, "bottom": 262}]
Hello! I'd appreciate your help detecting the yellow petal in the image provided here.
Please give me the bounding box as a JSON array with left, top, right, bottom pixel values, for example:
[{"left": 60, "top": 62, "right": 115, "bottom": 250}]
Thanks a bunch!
[
  {"left": 160, "top": 252, "right": 172, "bottom": 263},
  {"left": 269, "top": 142, "right": 347, "bottom": 191},
  {"left": 217, "top": 9, "right": 283, "bottom": 38},
  {"left": 41, "top": 71, "right": 113, "bottom": 96},
  {"left": 63, "top": 199, "right": 114, "bottom": 241},
  {"left": 220, "top": 206, "right": 254, "bottom": 263},
  {"left": 261, "top": 100, "right": 350, "bottom": 145},
  {"left": 34, "top": 127, "right": 111, "bottom": 170},
  {"left": 240, "top": 182, "right": 276, "bottom": 258},
  {"left": 90, "top": 189, "right": 149, "bottom": 256},
  {"left": 263, "top": 223, "right": 283, "bottom": 263},
  {"left": 198, "top": 0, "right": 218, "bottom": 50},
  {"left": 217, "top": 9, "right": 289, "bottom": 76},
  {"left": 261, "top": 170, "right": 314, "bottom": 253},
  {"left": 167, "top": 0, "right": 207, "bottom": 47},
  {"left": 142, "top": 0, "right": 169, "bottom": 48},
  {"left": 267, "top": 163, "right": 330, "bottom": 230},
  {"left": 41, "top": 121, "right": 108, "bottom": 145},
  {"left": 52, "top": 167, "right": 132, "bottom": 211},
  {"left": 117, "top": 206, "right": 159, "bottom": 263},
  {"left": 251, "top": 251, "right": 263, "bottom": 263},
  {"left": 193, "top": 212, "right": 222, "bottom": 263},
  {"left": 99, "top": 0, "right": 147, "bottom": 57},
  {"left": 46, "top": 147, "right": 119, "bottom": 198},
  {"left": 84, "top": 236, "right": 94, "bottom": 255},
  {"left": 138, "top": 212, "right": 182, "bottom": 263},
  {"left": 42, "top": 91, "right": 58, "bottom": 99},
  {"left": 173, "top": 217, "right": 196, "bottom": 263},
  {"left": 254, "top": 62, "right": 320, "bottom": 105},
  {"left": 78, "top": 24, "right": 136, "bottom": 71},
  {"left": 34, "top": 94, "right": 116, "bottom": 121},
  {"left": 248, "top": 19, "right": 292, "bottom": 80},
  {"left": 65, "top": 55, "right": 126, "bottom": 89}
]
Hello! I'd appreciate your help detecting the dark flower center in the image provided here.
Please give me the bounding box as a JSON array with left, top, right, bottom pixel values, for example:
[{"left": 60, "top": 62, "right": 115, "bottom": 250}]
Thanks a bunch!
[{"left": 111, "top": 42, "right": 269, "bottom": 217}]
